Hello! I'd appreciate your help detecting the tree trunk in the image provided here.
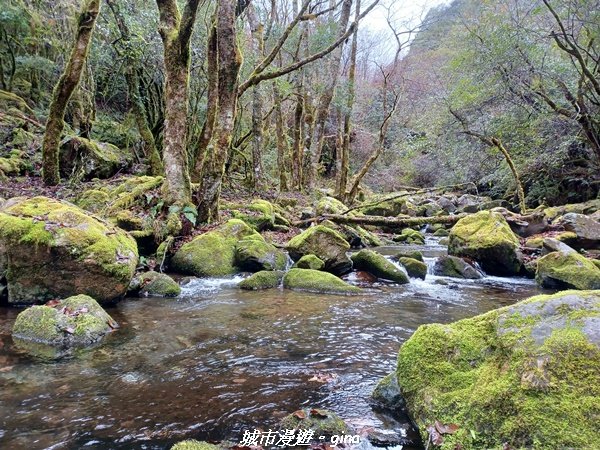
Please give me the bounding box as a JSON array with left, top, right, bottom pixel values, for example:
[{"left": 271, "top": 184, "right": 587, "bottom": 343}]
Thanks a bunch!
[
  {"left": 305, "top": 0, "right": 353, "bottom": 189},
  {"left": 196, "top": 0, "right": 241, "bottom": 223},
  {"left": 107, "top": 0, "right": 163, "bottom": 176},
  {"left": 41, "top": 0, "right": 100, "bottom": 186},
  {"left": 247, "top": 4, "right": 265, "bottom": 188},
  {"left": 336, "top": 0, "right": 360, "bottom": 199},
  {"left": 273, "top": 83, "right": 289, "bottom": 191},
  {"left": 156, "top": 0, "right": 200, "bottom": 206}
]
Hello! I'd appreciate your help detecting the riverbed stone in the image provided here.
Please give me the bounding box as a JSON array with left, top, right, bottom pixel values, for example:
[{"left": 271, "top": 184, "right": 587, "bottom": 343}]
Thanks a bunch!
[
  {"left": 536, "top": 249, "right": 600, "bottom": 290},
  {"left": 351, "top": 249, "right": 409, "bottom": 283},
  {"left": 0, "top": 196, "right": 138, "bottom": 304},
  {"left": 238, "top": 270, "right": 284, "bottom": 290},
  {"left": 287, "top": 225, "right": 352, "bottom": 275},
  {"left": 12, "top": 294, "right": 118, "bottom": 349},
  {"left": 292, "top": 254, "right": 325, "bottom": 270},
  {"left": 283, "top": 268, "right": 361, "bottom": 295},
  {"left": 372, "top": 372, "right": 405, "bottom": 410},
  {"left": 557, "top": 212, "right": 600, "bottom": 249},
  {"left": 171, "top": 219, "right": 261, "bottom": 277},
  {"left": 449, "top": 210, "right": 522, "bottom": 276},
  {"left": 59, "top": 136, "right": 132, "bottom": 180},
  {"left": 279, "top": 408, "right": 349, "bottom": 439},
  {"left": 397, "top": 257, "right": 427, "bottom": 280},
  {"left": 132, "top": 271, "right": 180, "bottom": 297},
  {"left": 384, "top": 290, "right": 600, "bottom": 449},
  {"left": 433, "top": 255, "right": 482, "bottom": 279},
  {"left": 393, "top": 228, "right": 425, "bottom": 245},
  {"left": 171, "top": 440, "right": 220, "bottom": 450},
  {"left": 235, "top": 238, "right": 287, "bottom": 272}
]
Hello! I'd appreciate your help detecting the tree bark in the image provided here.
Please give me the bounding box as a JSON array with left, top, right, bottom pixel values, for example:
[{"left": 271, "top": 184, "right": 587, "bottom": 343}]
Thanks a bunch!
[
  {"left": 41, "top": 0, "right": 101, "bottom": 186},
  {"left": 273, "top": 82, "right": 289, "bottom": 191},
  {"left": 247, "top": 4, "right": 265, "bottom": 188},
  {"left": 196, "top": 0, "right": 241, "bottom": 223},
  {"left": 156, "top": 0, "right": 200, "bottom": 205}
]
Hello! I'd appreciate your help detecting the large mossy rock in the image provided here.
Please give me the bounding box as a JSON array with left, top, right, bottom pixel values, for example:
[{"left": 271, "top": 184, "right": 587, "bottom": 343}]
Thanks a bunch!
[
  {"left": 536, "top": 247, "right": 600, "bottom": 290},
  {"left": 449, "top": 211, "right": 522, "bottom": 276},
  {"left": 171, "top": 440, "right": 220, "bottom": 450},
  {"left": 287, "top": 225, "right": 352, "bottom": 275},
  {"left": 351, "top": 249, "right": 409, "bottom": 283},
  {"left": 283, "top": 268, "right": 361, "bottom": 295},
  {"left": 397, "top": 257, "right": 427, "bottom": 280},
  {"left": 59, "top": 136, "right": 132, "bottom": 180},
  {"left": 12, "top": 295, "right": 118, "bottom": 351},
  {"left": 387, "top": 290, "right": 600, "bottom": 449},
  {"left": 235, "top": 238, "right": 287, "bottom": 272},
  {"left": 171, "top": 219, "right": 261, "bottom": 277},
  {"left": 557, "top": 212, "right": 600, "bottom": 249},
  {"left": 292, "top": 254, "right": 325, "bottom": 270},
  {"left": 393, "top": 228, "right": 425, "bottom": 245},
  {"left": 0, "top": 196, "right": 138, "bottom": 304},
  {"left": 238, "top": 270, "right": 284, "bottom": 290},
  {"left": 432, "top": 255, "right": 483, "bottom": 279}
]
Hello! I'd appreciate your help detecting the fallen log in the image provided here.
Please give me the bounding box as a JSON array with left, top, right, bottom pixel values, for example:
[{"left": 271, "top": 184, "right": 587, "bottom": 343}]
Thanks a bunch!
[{"left": 293, "top": 213, "right": 468, "bottom": 229}]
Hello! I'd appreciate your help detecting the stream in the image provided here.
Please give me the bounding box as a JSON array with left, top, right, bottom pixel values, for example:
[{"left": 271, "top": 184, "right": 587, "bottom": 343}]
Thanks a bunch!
[{"left": 0, "top": 239, "right": 546, "bottom": 450}]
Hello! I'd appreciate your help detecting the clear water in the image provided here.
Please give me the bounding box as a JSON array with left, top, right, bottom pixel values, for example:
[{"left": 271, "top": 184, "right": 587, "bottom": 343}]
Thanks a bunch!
[{"left": 0, "top": 242, "right": 547, "bottom": 450}]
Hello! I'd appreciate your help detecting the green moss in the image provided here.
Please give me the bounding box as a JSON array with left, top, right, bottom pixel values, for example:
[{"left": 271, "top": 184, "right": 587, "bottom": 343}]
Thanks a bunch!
[
  {"left": 287, "top": 225, "right": 352, "bottom": 275},
  {"left": 108, "top": 176, "right": 163, "bottom": 211},
  {"left": 230, "top": 199, "right": 275, "bottom": 230},
  {"left": 351, "top": 249, "right": 409, "bottom": 283},
  {"left": 393, "top": 228, "right": 425, "bottom": 244},
  {"left": 238, "top": 270, "right": 284, "bottom": 290},
  {"left": 392, "top": 290, "right": 600, "bottom": 449},
  {"left": 171, "top": 219, "right": 261, "bottom": 277},
  {"left": 393, "top": 250, "right": 424, "bottom": 262},
  {"left": 315, "top": 196, "right": 349, "bottom": 216},
  {"left": 171, "top": 440, "right": 220, "bottom": 450},
  {"left": 77, "top": 189, "right": 110, "bottom": 213},
  {"left": 536, "top": 251, "right": 600, "bottom": 290},
  {"left": 137, "top": 271, "right": 180, "bottom": 297},
  {"left": 283, "top": 268, "right": 362, "bottom": 295},
  {"left": 449, "top": 211, "right": 521, "bottom": 276},
  {"left": 398, "top": 257, "right": 427, "bottom": 280},
  {"left": 433, "top": 228, "right": 450, "bottom": 237},
  {"left": 293, "top": 254, "right": 325, "bottom": 270},
  {"left": 279, "top": 408, "right": 349, "bottom": 438}
]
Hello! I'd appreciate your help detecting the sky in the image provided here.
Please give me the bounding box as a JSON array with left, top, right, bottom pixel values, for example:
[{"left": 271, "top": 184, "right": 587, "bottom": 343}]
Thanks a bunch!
[{"left": 361, "top": 0, "right": 453, "bottom": 61}]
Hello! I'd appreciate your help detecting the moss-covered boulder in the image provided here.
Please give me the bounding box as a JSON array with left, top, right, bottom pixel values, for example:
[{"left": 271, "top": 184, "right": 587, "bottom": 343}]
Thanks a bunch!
[
  {"left": 283, "top": 268, "right": 361, "bottom": 295},
  {"left": 360, "top": 194, "right": 408, "bottom": 216},
  {"left": 536, "top": 248, "right": 600, "bottom": 290},
  {"left": 287, "top": 225, "right": 352, "bottom": 275},
  {"left": 279, "top": 408, "right": 349, "bottom": 439},
  {"left": 238, "top": 270, "right": 284, "bottom": 290},
  {"left": 315, "top": 196, "right": 348, "bottom": 216},
  {"left": 76, "top": 189, "right": 111, "bottom": 213},
  {"left": 432, "top": 255, "right": 483, "bottom": 279},
  {"left": 557, "top": 212, "right": 600, "bottom": 249},
  {"left": 171, "top": 219, "right": 261, "bottom": 277},
  {"left": 12, "top": 295, "right": 118, "bottom": 352},
  {"left": 171, "top": 440, "right": 220, "bottom": 450},
  {"left": 372, "top": 372, "right": 405, "bottom": 410},
  {"left": 449, "top": 211, "right": 522, "bottom": 276},
  {"left": 235, "top": 238, "right": 287, "bottom": 272},
  {"left": 230, "top": 199, "right": 275, "bottom": 231},
  {"left": 0, "top": 197, "right": 138, "bottom": 304},
  {"left": 131, "top": 271, "right": 180, "bottom": 297},
  {"left": 292, "top": 254, "right": 325, "bottom": 270},
  {"left": 393, "top": 250, "right": 424, "bottom": 262},
  {"left": 59, "top": 136, "right": 132, "bottom": 180},
  {"left": 398, "top": 257, "right": 427, "bottom": 280},
  {"left": 393, "top": 228, "right": 425, "bottom": 245},
  {"left": 351, "top": 250, "right": 409, "bottom": 284},
  {"left": 386, "top": 290, "right": 600, "bottom": 449}
]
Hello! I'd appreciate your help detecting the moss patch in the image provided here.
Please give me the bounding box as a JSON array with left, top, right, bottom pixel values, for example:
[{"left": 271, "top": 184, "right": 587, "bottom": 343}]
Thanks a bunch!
[
  {"left": 287, "top": 225, "right": 352, "bottom": 275},
  {"left": 393, "top": 290, "right": 600, "bottom": 449},
  {"left": 235, "top": 238, "right": 287, "bottom": 272},
  {"left": 293, "top": 254, "right": 325, "bottom": 270},
  {"left": 283, "top": 268, "right": 361, "bottom": 295},
  {"left": 136, "top": 271, "right": 180, "bottom": 297},
  {"left": 238, "top": 270, "right": 284, "bottom": 290},
  {"left": 398, "top": 257, "right": 427, "bottom": 280},
  {"left": 536, "top": 251, "right": 600, "bottom": 290},
  {"left": 171, "top": 440, "right": 220, "bottom": 450},
  {"left": 351, "top": 249, "right": 409, "bottom": 283}
]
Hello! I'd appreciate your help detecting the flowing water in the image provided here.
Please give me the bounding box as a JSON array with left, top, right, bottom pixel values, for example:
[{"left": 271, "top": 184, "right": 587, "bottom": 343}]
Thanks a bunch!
[{"left": 0, "top": 239, "right": 547, "bottom": 450}]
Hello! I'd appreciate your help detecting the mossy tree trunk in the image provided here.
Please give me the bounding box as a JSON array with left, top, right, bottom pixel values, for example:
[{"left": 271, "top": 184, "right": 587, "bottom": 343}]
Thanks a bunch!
[
  {"left": 247, "top": 4, "right": 265, "bottom": 188},
  {"left": 41, "top": 0, "right": 100, "bottom": 186},
  {"left": 107, "top": 0, "right": 163, "bottom": 176},
  {"left": 273, "top": 80, "right": 289, "bottom": 191},
  {"left": 196, "top": 0, "right": 241, "bottom": 223},
  {"left": 156, "top": 0, "right": 200, "bottom": 206}
]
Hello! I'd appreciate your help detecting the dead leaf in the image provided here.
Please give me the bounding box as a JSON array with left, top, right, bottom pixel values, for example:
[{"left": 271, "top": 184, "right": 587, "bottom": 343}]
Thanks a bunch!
[
  {"left": 435, "top": 420, "right": 459, "bottom": 435},
  {"left": 310, "top": 409, "right": 329, "bottom": 419},
  {"left": 65, "top": 327, "right": 75, "bottom": 334},
  {"left": 308, "top": 372, "right": 338, "bottom": 383},
  {"left": 45, "top": 299, "right": 61, "bottom": 308},
  {"left": 292, "top": 409, "right": 307, "bottom": 420},
  {"left": 426, "top": 425, "right": 444, "bottom": 446},
  {"left": 232, "top": 378, "right": 247, "bottom": 384},
  {"left": 0, "top": 366, "right": 14, "bottom": 373}
]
